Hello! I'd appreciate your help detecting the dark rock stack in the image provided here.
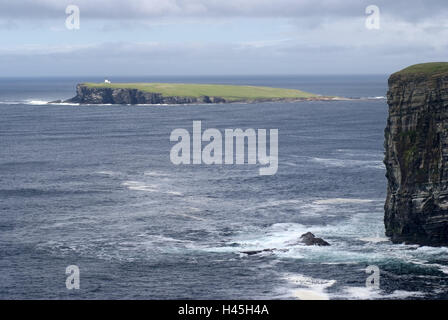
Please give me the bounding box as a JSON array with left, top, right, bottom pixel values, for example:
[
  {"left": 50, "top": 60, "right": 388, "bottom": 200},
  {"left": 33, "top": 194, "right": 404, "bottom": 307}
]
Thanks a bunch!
[
  {"left": 384, "top": 63, "right": 448, "bottom": 246},
  {"left": 299, "top": 232, "right": 330, "bottom": 246}
]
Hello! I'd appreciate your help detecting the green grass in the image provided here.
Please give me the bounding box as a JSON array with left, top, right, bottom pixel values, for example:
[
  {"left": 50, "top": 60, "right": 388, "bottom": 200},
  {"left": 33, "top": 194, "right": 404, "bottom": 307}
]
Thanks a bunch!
[
  {"left": 395, "top": 62, "right": 448, "bottom": 75},
  {"left": 83, "top": 82, "right": 319, "bottom": 101}
]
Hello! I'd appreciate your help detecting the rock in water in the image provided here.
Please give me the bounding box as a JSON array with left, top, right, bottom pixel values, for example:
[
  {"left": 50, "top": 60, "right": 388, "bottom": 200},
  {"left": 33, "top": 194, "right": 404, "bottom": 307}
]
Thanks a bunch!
[
  {"left": 384, "top": 62, "right": 448, "bottom": 246},
  {"left": 300, "top": 232, "right": 330, "bottom": 246},
  {"left": 240, "top": 248, "right": 275, "bottom": 255}
]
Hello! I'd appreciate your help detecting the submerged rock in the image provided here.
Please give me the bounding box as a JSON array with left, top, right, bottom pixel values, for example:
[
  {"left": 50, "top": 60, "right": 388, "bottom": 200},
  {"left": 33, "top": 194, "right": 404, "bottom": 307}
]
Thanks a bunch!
[
  {"left": 240, "top": 248, "right": 275, "bottom": 256},
  {"left": 299, "top": 232, "right": 330, "bottom": 246},
  {"left": 240, "top": 248, "right": 289, "bottom": 256},
  {"left": 384, "top": 62, "right": 448, "bottom": 246}
]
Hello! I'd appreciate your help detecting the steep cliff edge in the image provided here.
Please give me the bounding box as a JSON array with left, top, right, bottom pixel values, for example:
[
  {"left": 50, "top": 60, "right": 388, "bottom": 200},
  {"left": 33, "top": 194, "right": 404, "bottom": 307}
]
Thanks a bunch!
[{"left": 385, "top": 62, "right": 448, "bottom": 246}]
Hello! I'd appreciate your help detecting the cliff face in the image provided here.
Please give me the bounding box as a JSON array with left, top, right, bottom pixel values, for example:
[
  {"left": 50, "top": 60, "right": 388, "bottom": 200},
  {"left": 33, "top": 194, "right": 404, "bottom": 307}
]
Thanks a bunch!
[
  {"left": 66, "top": 84, "right": 227, "bottom": 104},
  {"left": 384, "top": 63, "right": 448, "bottom": 245}
]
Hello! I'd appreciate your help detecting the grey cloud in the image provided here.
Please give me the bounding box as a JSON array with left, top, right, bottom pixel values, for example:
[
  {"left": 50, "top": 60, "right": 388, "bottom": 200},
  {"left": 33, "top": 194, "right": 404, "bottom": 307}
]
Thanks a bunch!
[
  {"left": 0, "top": 1, "right": 447, "bottom": 76},
  {"left": 0, "top": 19, "right": 18, "bottom": 29},
  {"left": 0, "top": 0, "right": 446, "bottom": 23},
  {"left": 0, "top": 39, "right": 445, "bottom": 76}
]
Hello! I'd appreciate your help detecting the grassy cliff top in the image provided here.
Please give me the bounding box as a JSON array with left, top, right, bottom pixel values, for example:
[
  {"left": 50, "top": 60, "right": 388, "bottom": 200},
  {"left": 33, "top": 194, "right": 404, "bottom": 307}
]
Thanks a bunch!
[
  {"left": 394, "top": 62, "right": 448, "bottom": 76},
  {"left": 82, "top": 82, "right": 319, "bottom": 101}
]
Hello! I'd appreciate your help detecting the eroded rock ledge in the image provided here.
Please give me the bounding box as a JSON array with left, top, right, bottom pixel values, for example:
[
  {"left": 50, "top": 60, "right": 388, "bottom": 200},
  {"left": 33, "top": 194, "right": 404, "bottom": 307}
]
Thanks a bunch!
[{"left": 384, "top": 62, "right": 448, "bottom": 246}]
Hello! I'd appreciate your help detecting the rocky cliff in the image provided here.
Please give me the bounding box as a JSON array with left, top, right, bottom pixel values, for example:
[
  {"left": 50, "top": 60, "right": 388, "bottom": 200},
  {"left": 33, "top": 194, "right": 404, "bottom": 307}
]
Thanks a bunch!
[
  {"left": 65, "top": 84, "right": 227, "bottom": 104},
  {"left": 384, "top": 62, "right": 448, "bottom": 246}
]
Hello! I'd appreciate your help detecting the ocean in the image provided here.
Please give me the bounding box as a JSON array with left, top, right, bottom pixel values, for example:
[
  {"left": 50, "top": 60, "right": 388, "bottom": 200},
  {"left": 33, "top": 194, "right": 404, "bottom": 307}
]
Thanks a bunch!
[{"left": 1, "top": 75, "right": 447, "bottom": 299}]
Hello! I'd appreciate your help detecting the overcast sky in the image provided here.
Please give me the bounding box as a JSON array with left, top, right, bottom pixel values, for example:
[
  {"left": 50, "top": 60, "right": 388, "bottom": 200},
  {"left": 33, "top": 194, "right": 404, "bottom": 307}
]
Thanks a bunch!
[{"left": 0, "top": 0, "right": 447, "bottom": 76}]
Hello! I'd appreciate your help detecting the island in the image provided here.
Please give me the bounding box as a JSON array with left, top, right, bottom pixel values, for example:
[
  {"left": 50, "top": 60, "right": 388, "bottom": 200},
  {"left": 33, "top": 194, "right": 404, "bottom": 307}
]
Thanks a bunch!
[
  {"left": 60, "top": 82, "right": 339, "bottom": 104},
  {"left": 384, "top": 62, "right": 448, "bottom": 246}
]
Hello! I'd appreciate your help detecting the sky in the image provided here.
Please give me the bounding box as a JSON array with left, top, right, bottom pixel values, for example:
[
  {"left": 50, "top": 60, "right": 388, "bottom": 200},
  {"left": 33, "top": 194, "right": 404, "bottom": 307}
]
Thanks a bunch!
[{"left": 0, "top": 0, "right": 447, "bottom": 76}]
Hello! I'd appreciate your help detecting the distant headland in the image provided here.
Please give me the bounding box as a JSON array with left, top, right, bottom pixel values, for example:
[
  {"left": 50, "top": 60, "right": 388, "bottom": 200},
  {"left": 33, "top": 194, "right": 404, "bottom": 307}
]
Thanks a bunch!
[{"left": 55, "top": 82, "right": 342, "bottom": 105}]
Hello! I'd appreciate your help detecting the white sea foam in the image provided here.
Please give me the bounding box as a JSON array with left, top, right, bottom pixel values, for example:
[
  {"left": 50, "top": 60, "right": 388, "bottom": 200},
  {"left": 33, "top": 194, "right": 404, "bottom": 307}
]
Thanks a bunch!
[
  {"left": 281, "top": 267, "right": 424, "bottom": 300},
  {"left": 234, "top": 222, "right": 308, "bottom": 250},
  {"left": 142, "top": 235, "right": 195, "bottom": 245},
  {"left": 367, "top": 96, "right": 386, "bottom": 100},
  {"left": 334, "top": 287, "right": 423, "bottom": 300},
  {"left": 203, "top": 194, "right": 446, "bottom": 299},
  {"left": 168, "top": 212, "right": 206, "bottom": 221},
  {"left": 320, "top": 262, "right": 359, "bottom": 265},
  {"left": 358, "top": 237, "right": 389, "bottom": 243},
  {"left": 122, "top": 181, "right": 159, "bottom": 192},
  {"left": 297, "top": 202, "right": 333, "bottom": 216},
  {"left": 27, "top": 100, "right": 48, "bottom": 105},
  {"left": 432, "top": 264, "right": 448, "bottom": 275},
  {"left": 218, "top": 205, "right": 388, "bottom": 262},
  {"left": 313, "top": 198, "right": 375, "bottom": 205},
  {"left": 242, "top": 199, "right": 302, "bottom": 211},
  {"left": 96, "top": 171, "right": 120, "bottom": 176},
  {"left": 221, "top": 222, "right": 342, "bottom": 260},
  {"left": 409, "top": 258, "right": 448, "bottom": 275},
  {"left": 283, "top": 161, "right": 299, "bottom": 167},
  {"left": 165, "top": 191, "right": 183, "bottom": 196},
  {"left": 122, "top": 180, "right": 183, "bottom": 196},
  {"left": 335, "top": 149, "right": 383, "bottom": 157},
  {"left": 53, "top": 102, "right": 80, "bottom": 106},
  {"left": 0, "top": 99, "right": 80, "bottom": 106},
  {"left": 143, "top": 171, "right": 171, "bottom": 177},
  {"left": 355, "top": 96, "right": 386, "bottom": 100},
  {"left": 294, "top": 197, "right": 379, "bottom": 218},
  {"left": 311, "top": 157, "right": 384, "bottom": 169},
  {"left": 283, "top": 273, "right": 336, "bottom": 300}
]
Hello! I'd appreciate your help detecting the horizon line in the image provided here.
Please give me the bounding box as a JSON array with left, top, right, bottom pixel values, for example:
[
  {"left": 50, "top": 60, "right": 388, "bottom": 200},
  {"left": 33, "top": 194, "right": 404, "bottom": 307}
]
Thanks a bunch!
[{"left": 0, "top": 74, "right": 390, "bottom": 79}]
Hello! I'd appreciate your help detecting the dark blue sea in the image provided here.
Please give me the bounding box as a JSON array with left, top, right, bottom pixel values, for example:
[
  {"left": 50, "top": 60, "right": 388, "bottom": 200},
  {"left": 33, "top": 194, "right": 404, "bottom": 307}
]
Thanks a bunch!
[{"left": 1, "top": 75, "right": 448, "bottom": 299}]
